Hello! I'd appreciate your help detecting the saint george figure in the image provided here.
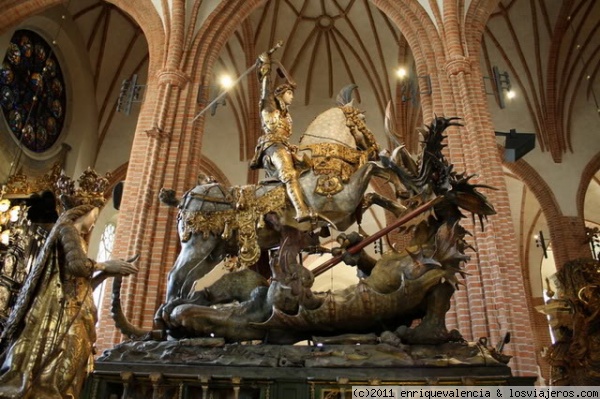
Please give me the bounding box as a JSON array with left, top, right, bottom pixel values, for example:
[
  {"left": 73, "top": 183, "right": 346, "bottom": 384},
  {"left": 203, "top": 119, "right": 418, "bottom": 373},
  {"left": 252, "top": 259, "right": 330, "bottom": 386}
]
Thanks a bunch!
[
  {"left": 0, "top": 201, "right": 138, "bottom": 399},
  {"left": 250, "top": 50, "right": 315, "bottom": 222}
]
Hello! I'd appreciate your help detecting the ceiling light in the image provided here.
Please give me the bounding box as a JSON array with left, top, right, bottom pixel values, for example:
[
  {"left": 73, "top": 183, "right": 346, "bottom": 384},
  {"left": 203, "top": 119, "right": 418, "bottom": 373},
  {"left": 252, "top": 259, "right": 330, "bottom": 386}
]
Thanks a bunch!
[
  {"left": 396, "top": 67, "right": 407, "bottom": 79},
  {"left": 219, "top": 74, "right": 234, "bottom": 90}
]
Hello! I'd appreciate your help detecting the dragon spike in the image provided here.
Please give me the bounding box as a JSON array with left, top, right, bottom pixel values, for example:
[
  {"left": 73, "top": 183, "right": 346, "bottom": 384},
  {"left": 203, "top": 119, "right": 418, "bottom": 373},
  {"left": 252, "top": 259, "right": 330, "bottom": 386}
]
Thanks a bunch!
[
  {"left": 445, "top": 265, "right": 471, "bottom": 276},
  {"left": 445, "top": 116, "right": 463, "bottom": 127},
  {"left": 380, "top": 152, "right": 420, "bottom": 193},
  {"left": 336, "top": 84, "right": 359, "bottom": 106},
  {"left": 406, "top": 246, "right": 443, "bottom": 268}
]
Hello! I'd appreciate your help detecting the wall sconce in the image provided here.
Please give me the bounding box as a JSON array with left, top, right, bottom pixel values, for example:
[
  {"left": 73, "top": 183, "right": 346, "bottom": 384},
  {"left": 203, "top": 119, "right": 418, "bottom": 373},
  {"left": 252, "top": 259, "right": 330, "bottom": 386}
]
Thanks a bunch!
[
  {"left": 484, "top": 66, "right": 515, "bottom": 109},
  {"left": 0, "top": 201, "right": 27, "bottom": 246},
  {"left": 494, "top": 128, "right": 536, "bottom": 162},
  {"left": 196, "top": 74, "right": 234, "bottom": 117},
  {"left": 534, "top": 231, "right": 548, "bottom": 259},
  {"left": 197, "top": 85, "right": 226, "bottom": 116},
  {"left": 117, "top": 74, "right": 146, "bottom": 115},
  {"left": 396, "top": 67, "right": 432, "bottom": 104}
]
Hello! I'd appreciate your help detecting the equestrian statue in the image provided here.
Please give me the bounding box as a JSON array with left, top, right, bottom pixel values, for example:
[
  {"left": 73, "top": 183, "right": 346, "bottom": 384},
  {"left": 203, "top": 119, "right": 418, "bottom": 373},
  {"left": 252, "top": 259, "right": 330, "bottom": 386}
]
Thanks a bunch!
[{"left": 112, "top": 44, "right": 497, "bottom": 349}]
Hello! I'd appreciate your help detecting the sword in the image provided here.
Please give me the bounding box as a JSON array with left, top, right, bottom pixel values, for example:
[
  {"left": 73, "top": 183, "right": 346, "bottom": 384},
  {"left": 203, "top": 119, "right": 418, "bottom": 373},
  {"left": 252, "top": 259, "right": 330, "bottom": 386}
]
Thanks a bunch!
[{"left": 192, "top": 41, "right": 284, "bottom": 122}]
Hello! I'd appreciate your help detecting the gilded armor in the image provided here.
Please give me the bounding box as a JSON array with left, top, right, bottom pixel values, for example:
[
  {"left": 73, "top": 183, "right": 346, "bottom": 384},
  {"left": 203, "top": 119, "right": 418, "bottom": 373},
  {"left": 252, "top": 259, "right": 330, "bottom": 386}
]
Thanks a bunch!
[{"left": 249, "top": 48, "right": 313, "bottom": 222}]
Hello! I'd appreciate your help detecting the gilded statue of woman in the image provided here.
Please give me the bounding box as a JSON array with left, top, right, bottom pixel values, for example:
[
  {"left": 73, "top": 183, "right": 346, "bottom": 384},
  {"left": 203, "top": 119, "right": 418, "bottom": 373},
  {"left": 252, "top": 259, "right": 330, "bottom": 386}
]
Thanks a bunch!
[{"left": 0, "top": 203, "right": 137, "bottom": 399}]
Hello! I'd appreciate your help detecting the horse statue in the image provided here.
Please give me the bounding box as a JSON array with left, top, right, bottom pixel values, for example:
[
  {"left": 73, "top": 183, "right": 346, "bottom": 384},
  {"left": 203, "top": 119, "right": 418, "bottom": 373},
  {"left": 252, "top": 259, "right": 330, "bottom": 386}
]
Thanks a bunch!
[
  {"left": 142, "top": 87, "right": 405, "bottom": 328},
  {"left": 113, "top": 114, "right": 497, "bottom": 346}
]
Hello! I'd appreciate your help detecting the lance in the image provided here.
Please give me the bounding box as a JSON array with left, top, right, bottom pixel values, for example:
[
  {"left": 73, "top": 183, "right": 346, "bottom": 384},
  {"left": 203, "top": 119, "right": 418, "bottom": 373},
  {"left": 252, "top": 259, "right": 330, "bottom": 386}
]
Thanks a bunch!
[
  {"left": 192, "top": 41, "right": 284, "bottom": 122},
  {"left": 312, "top": 196, "right": 444, "bottom": 277}
]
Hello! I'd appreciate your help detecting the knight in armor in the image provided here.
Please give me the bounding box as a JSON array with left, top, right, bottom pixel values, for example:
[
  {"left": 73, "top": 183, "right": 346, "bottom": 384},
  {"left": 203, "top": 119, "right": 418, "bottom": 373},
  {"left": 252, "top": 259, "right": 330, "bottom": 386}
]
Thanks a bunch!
[{"left": 250, "top": 50, "right": 314, "bottom": 222}]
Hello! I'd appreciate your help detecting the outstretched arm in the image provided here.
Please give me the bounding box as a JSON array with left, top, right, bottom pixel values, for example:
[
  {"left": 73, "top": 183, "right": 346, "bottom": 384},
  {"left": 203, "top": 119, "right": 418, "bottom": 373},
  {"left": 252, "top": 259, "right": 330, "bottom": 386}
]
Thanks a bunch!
[
  {"left": 257, "top": 52, "right": 276, "bottom": 115},
  {"left": 257, "top": 41, "right": 284, "bottom": 115},
  {"left": 93, "top": 255, "right": 139, "bottom": 289}
]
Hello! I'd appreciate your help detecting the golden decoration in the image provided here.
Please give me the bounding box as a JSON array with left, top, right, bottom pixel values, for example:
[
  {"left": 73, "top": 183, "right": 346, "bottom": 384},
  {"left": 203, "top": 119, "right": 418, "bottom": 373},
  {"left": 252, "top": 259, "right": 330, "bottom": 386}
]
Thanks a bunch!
[
  {"left": 315, "top": 175, "right": 344, "bottom": 197},
  {"left": 303, "top": 142, "right": 366, "bottom": 196},
  {"left": 179, "top": 186, "right": 287, "bottom": 268},
  {"left": 4, "top": 162, "right": 63, "bottom": 196},
  {"left": 341, "top": 105, "right": 379, "bottom": 159},
  {"left": 55, "top": 167, "right": 111, "bottom": 209}
]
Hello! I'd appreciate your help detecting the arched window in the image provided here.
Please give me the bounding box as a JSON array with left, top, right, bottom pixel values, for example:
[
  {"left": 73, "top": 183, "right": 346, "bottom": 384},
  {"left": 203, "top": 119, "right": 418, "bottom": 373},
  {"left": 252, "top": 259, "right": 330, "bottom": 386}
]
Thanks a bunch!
[{"left": 94, "top": 222, "right": 116, "bottom": 308}]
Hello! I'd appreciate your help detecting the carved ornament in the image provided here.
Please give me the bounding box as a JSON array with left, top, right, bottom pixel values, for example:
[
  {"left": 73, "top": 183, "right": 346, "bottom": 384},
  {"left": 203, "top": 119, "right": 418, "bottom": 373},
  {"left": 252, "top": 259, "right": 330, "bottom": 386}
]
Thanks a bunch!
[
  {"left": 303, "top": 142, "right": 366, "bottom": 196},
  {"left": 4, "top": 162, "right": 63, "bottom": 196},
  {"left": 179, "top": 186, "right": 287, "bottom": 267}
]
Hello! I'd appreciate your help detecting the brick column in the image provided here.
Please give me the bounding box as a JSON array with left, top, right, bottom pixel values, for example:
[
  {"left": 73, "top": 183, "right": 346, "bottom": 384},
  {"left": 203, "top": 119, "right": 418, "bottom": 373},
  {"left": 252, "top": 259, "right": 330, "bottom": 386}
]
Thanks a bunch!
[
  {"left": 440, "top": 54, "right": 538, "bottom": 376},
  {"left": 95, "top": 0, "right": 265, "bottom": 352},
  {"left": 95, "top": 67, "right": 192, "bottom": 350}
]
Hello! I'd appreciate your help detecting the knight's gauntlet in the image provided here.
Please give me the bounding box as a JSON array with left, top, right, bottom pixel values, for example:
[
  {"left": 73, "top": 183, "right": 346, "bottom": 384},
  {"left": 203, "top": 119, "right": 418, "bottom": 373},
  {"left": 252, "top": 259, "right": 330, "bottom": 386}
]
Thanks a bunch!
[
  {"left": 257, "top": 52, "right": 272, "bottom": 79},
  {"left": 258, "top": 62, "right": 271, "bottom": 80}
]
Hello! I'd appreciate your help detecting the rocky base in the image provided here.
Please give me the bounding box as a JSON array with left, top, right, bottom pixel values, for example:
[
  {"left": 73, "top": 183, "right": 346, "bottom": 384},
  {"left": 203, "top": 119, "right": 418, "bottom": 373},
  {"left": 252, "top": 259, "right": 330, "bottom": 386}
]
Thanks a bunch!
[{"left": 97, "top": 336, "right": 508, "bottom": 369}]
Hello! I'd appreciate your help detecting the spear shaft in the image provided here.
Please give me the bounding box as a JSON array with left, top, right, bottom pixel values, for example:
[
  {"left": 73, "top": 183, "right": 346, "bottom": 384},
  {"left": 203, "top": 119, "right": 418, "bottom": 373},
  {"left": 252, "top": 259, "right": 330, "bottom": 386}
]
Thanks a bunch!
[
  {"left": 312, "top": 196, "right": 443, "bottom": 277},
  {"left": 192, "top": 41, "right": 284, "bottom": 122}
]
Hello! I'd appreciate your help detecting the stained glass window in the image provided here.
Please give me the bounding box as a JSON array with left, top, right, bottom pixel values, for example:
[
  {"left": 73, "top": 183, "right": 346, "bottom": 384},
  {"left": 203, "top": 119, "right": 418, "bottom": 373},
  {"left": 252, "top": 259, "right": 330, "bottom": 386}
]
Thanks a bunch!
[{"left": 0, "top": 29, "right": 67, "bottom": 153}]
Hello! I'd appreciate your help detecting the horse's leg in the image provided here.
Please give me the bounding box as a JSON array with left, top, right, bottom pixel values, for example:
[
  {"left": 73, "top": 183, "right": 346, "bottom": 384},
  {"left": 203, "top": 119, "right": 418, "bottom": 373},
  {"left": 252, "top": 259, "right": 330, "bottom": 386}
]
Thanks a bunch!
[
  {"left": 371, "top": 164, "right": 408, "bottom": 198},
  {"left": 270, "top": 226, "right": 322, "bottom": 312},
  {"left": 164, "top": 233, "right": 228, "bottom": 303},
  {"left": 156, "top": 234, "right": 228, "bottom": 331},
  {"left": 363, "top": 192, "right": 407, "bottom": 217},
  {"left": 352, "top": 163, "right": 407, "bottom": 216},
  {"left": 151, "top": 209, "right": 230, "bottom": 332}
]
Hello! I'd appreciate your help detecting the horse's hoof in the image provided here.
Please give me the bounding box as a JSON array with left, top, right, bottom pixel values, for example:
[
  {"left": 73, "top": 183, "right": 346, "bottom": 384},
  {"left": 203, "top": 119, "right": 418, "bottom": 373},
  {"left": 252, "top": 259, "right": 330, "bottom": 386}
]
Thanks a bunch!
[
  {"left": 309, "top": 211, "right": 335, "bottom": 226},
  {"left": 294, "top": 209, "right": 333, "bottom": 226}
]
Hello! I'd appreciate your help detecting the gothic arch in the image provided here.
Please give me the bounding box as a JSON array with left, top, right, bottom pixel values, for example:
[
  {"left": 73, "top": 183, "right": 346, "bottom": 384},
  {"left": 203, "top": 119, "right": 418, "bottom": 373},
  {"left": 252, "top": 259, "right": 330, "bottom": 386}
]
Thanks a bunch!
[
  {"left": 577, "top": 152, "right": 600, "bottom": 218},
  {"left": 104, "top": 0, "right": 165, "bottom": 74},
  {"left": 0, "top": 0, "right": 63, "bottom": 34},
  {"left": 502, "top": 157, "right": 564, "bottom": 258},
  {"left": 465, "top": 0, "right": 502, "bottom": 50},
  {"left": 107, "top": 162, "right": 128, "bottom": 192},
  {"left": 199, "top": 155, "right": 231, "bottom": 188},
  {"left": 185, "top": 0, "right": 445, "bottom": 133},
  {"left": 372, "top": 0, "right": 444, "bottom": 118}
]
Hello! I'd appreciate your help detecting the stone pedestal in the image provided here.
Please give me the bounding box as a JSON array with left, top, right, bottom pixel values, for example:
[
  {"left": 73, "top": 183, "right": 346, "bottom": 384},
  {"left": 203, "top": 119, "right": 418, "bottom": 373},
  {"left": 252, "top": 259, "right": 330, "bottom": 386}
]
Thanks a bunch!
[{"left": 84, "top": 339, "right": 535, "bottom": 398}]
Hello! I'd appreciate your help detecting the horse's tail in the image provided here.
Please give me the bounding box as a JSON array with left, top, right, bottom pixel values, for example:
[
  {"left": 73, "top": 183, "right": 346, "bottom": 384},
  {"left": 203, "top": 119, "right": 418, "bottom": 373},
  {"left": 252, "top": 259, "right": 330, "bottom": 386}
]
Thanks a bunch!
[{"left": 111, "top": 276, "right": 153, "bottom": 339}]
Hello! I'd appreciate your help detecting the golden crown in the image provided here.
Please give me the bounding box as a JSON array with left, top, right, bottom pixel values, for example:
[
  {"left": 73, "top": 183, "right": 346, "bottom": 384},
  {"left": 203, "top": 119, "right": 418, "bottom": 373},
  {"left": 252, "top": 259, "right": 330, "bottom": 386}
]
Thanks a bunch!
[{"left": 55, "top": 167, "right": 111, "bottom": 210}]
